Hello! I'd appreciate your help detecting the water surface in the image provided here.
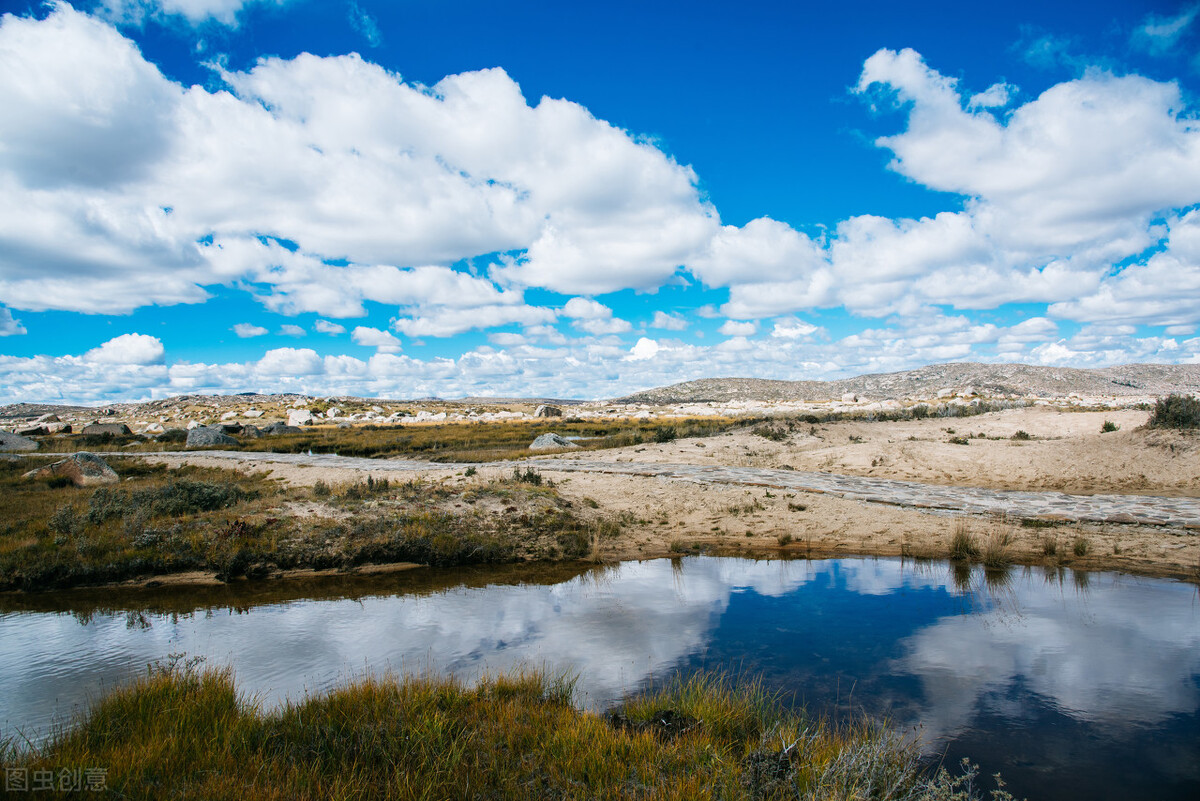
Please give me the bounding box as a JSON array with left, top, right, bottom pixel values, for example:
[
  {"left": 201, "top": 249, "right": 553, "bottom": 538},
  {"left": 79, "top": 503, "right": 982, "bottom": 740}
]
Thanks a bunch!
[{"left": 1, "top": 557, "right": 1197, "bottom": 800}]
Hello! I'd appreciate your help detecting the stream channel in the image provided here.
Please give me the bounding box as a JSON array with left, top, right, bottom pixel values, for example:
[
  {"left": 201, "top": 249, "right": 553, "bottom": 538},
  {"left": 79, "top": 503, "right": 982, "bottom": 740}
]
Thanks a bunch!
[{"left": 1, "top": 556, "right": 1197, "bottom": 800}]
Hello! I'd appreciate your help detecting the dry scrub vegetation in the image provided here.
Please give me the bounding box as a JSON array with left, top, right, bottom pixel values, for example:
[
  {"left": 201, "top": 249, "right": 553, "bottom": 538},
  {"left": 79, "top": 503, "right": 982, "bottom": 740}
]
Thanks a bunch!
[{"left": 0, "top": 458, "right": 619, "bottom": 592}]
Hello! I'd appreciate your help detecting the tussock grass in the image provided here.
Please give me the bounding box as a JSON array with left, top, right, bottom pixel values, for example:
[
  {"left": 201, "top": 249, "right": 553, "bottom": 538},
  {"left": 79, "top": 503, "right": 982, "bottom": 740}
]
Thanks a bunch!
[
  {"left": 980, "top": 529, "right": 1014, "bottom": 569},
  {"left": 2, "top": 665, "right": 1015, "bottom": 800},
  {"left": 949, "top": 522, "right": 980, "bottom": 562}
]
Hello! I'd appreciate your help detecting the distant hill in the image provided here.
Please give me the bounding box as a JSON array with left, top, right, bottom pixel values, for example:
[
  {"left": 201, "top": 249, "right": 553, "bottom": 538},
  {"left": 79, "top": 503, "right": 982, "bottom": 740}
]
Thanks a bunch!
[{"left": 614, "top": 363, "right": 1200, "bottom": 404}]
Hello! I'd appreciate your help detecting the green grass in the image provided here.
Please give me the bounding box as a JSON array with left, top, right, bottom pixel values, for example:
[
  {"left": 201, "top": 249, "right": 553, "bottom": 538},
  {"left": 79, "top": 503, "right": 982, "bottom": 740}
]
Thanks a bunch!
[
  {"left": 1, "top": 664, "right": 1015, "bottom": 800},
  {"left": 0, "top": 458, "right": 618, "bottom": 591}
]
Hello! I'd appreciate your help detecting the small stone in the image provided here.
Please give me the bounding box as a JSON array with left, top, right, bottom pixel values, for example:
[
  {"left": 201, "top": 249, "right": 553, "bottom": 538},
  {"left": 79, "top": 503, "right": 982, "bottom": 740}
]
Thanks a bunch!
[{"left": 529, "top": 433, "right": 580, "bottom": 451}]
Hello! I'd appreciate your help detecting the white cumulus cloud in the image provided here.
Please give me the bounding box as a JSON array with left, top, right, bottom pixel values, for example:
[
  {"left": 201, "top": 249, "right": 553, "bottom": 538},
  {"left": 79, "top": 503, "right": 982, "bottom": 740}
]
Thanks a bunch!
[
  {"left": 232, "top": 323, "right": 268, "bottom": 338},
  {"left": 84, "top": 333, "right": 165, "bottom": 364},
  {"left": 0, "top": 307, "right": 25, "bottom": 336},
  {"left": 351, "top": 326, "right": 402, "bottom": 353}
]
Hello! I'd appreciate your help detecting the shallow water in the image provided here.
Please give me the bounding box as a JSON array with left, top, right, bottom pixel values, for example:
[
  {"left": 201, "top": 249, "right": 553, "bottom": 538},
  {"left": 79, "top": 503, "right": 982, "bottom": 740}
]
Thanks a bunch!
[{"left": 1, "top": 557, "right": 1197, "bottom": 800}]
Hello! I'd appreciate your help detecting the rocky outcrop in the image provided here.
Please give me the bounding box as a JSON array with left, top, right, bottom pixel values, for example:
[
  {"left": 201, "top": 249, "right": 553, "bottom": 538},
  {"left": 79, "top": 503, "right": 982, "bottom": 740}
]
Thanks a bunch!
[
  {"left": 529, "top": 433, "right": 580, "bottom": 451},
  {"left": 615, "top": 363, "right": 1200, "bottom": 404},
  {"left": 23, "top": 452, "right": 118, "bottom": 487},
  {"left": 263, "top": 422, "right": 302, "bottom": 435},
  {"left": 0, "top": 431, "right": 38, "bottom": 451},
  {"left": 534, "top": 404, "right": 563, "bottom": 417},
  {"left": 185, "top": 426, "right": 239, "bottom": 448}
]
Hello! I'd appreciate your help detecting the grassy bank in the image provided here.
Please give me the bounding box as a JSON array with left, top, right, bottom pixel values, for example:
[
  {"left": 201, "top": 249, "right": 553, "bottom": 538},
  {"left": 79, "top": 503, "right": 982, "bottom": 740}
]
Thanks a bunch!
[
  {"left": 36, "top": 416, "right": 748, "bottom": 461},
  {"left": 1, "top": 664, "right": 1014, "bottom": 800},
  {"left": 1, "top": 457, "right": 617, "bottom": 592}
]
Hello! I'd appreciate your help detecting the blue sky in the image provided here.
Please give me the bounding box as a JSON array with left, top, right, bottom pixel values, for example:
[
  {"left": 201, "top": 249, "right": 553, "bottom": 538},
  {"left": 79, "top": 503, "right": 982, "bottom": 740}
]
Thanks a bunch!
[{"left": 1, "top": 0, "right": 1199, "bottom": 403}]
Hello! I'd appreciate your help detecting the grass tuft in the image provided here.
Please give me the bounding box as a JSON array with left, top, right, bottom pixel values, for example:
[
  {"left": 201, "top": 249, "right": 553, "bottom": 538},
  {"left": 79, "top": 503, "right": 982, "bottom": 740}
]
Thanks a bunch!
[{"left": 949, "top": 522, "right": 980, "bottom": 561}]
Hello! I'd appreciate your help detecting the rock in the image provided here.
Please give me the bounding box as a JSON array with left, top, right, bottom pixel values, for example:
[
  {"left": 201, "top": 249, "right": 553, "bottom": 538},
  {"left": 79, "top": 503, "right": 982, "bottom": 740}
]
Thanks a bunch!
[
  {"left": 325, "top": 406, "right": 342, "bottom": 418},
  {"left": 371, "top": 405, "right": 384, "bottom": 413},
  {"left": 17, "top": 425, "right": 48, "bottom": 436},
  {"left": 23, "top": 452, "right": 118, "bottom": 487},
  {"left": 45, "top": 423, "right": 72, "bottom": 434},
  {"left": 263, "top": 422, "right": 302, "bottom": 435},
  {"left": 337, "top": 421, "right": 352, "bottom": 429},
  {"left": 81, "top": 422, "right": 132, "bottom": 436},
  {"left": 142, "top": 423, "right": 165, "bottom": 435},
  {"left": 186, "top": 420, "right": 203, "bottom": 430},
  {"left": 841, "top": 393, "right": 858, "bottom": 403},
  {"left": 529, "top": 433, "right": 580, "bottom": 451},
  {"left": 219, "top": 422, "right": 243, "bottom": 434},
  {"left": 36, "top": 413, "right": 60, "bottom": 423},
  {"left": 243, "top": 409, "right": 263, "bottom": 418},
  {"left": 240, "top": 425, "right": 262, "bottom": 438},
  {"left": 220, "top": 411, "right": 239, "bottom": 421},
  {"left": 534, "top": 404, "right": 563, "bottom": 418},
  {"left": 0, "top": 431, "right": 38, "bottom": 451},
  {"left": 288, "top": 409, "right": 313, "bottom": 427},
  {"left": 936, "top": 388, "right": 954, "bottom": 399},
  {"left": 185, "top": 426, "right": 239, "bottom": 448}
]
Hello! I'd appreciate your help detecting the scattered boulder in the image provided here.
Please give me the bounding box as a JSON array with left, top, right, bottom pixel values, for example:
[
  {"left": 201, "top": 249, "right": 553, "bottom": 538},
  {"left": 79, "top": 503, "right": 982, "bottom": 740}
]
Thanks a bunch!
[
  {"left": 241, "top": 425, "right": 263, "bottom": 439},
  {"left": 243, "top": 409, "right": 263, "bottom": 418},
  {"left": 840, "top": 393, "right": 857, "bottom": 403},
  {"left": 534, "top": 404, "right": 563, "bottom": 418},
  {"left": 325, "top": 406, "right": 342, "bottom": 418},
  {"left": 45, "top": 423, "right": 72, "bottom": 434},
  {"left": 81, "top": 422, "right": 132, "bottom": 436},
  {"left": 23, "top": 452, "right": 118, "bottom": 487},
  {"left": 0, "top": 431, "right": 38, "bottom": 451},
  {"left": 185, "top": 426, "right": 239, "bottom": 448},
  {"left": 218, "top": 422, "right": 243, "bottom": 434},
  {"left": 220, "top": 411, "right": 239, "bottom": 421},
  {"left": 142, "top": 423, "right": 165, "bottom": 435},
  {"left": 35, "top": 413, "right": 60, "bottom": 423},
  {"left": 288, "top": 409, "right": 313, "bottom": 427},
  {"left": 186, "top": 420, "right": 203, "bottom": 430},
  {"left": 17, "top": 425, "right": 48, "bottom": 437},
  {"left": 263, "top": 422, "right": 302, "bottom": 435},
  {"left": 529, "top": 433, "right": 580, "bottom": 451}
]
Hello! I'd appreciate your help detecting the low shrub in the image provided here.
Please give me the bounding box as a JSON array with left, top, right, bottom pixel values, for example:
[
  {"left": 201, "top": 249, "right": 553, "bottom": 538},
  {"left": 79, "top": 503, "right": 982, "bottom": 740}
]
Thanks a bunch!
[
  {"left": 1100, "top": 420, "right": 1119, "bottom": 433},
  {"left": 1149, "top": 394, "right": 1200, "bottom": 429}
]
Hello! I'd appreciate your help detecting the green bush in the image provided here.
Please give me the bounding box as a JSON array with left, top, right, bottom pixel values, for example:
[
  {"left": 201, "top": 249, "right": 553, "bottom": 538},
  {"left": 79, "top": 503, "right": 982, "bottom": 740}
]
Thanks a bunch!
[
  {"left": 1149, "top": 394, "right": 1200, "bottom": 429},
  {"left": 1100, "top": 420, "right": 1119, "bottom": 433}
]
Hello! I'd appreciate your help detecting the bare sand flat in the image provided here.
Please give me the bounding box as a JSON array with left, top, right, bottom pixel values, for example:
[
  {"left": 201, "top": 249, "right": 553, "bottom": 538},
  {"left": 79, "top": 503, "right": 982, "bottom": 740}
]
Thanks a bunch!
[{"left": 147, "top": 406, "right": 1200, "bottom": 581}]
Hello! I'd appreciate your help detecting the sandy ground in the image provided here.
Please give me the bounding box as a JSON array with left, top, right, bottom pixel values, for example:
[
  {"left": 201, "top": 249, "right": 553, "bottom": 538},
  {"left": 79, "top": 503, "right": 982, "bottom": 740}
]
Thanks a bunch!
[{"left": 150, "top": 407, "right": 1200, "bottom": 582}]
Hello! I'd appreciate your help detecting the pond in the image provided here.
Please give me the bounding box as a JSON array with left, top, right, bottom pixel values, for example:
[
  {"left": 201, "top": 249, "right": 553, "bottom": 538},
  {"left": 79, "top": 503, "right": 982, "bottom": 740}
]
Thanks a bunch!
[{"left": 1, "top": 556, "right": 1197, "bottom": 800}]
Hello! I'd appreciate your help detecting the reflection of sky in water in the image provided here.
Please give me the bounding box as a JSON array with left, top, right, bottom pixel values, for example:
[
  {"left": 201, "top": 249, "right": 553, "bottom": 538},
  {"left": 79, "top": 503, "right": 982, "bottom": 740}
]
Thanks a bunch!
[{"left": 1, "top": 557, "right": 1197, "bottom": 798}]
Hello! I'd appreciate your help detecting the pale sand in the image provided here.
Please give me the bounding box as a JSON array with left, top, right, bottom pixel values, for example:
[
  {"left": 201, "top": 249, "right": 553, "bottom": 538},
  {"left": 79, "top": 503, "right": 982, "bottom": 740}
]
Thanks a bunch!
[{"left": 147, "top": 407, "right": 1200, "bottom": 581}]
